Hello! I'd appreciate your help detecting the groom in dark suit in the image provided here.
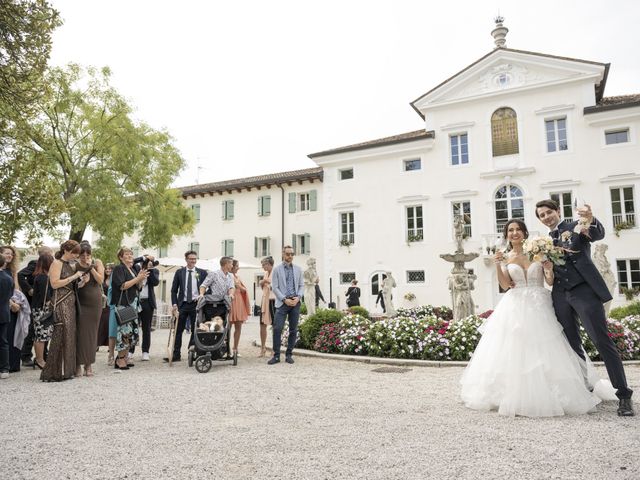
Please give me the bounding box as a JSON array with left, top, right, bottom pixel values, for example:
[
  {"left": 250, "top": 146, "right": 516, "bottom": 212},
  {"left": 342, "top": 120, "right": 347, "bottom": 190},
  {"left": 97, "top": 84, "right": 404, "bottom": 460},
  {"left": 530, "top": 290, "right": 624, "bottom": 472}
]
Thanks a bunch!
[
  {"left": 165, "top": 250, "right": 208, "bottom": 362},
  {"left": 536, "top": 199, "right": 634, "bottom": 416}
]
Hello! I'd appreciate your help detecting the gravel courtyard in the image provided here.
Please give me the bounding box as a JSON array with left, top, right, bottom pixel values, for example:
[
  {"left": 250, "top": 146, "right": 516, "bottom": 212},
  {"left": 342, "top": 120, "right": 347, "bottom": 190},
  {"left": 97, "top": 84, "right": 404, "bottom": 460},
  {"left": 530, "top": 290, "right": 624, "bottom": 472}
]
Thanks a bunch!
[{"left": 1, "top": 319, "right": 639, "bottom": 480}]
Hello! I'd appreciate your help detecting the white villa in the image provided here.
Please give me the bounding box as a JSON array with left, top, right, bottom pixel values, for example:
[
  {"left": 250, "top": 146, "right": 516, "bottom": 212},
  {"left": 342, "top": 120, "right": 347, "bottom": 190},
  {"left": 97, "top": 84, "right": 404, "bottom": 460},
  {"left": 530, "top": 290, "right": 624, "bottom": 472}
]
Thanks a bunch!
[{"left": 139, "top": 20, "right": 639, "bottom": 313}]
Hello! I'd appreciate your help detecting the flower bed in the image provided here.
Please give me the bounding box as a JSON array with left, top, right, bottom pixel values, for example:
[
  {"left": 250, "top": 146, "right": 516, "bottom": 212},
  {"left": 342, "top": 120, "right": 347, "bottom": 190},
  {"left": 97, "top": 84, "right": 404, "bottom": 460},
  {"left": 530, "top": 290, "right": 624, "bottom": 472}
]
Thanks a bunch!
[{"left": 277, "top": 306, "right": 640, "bottom": 362}]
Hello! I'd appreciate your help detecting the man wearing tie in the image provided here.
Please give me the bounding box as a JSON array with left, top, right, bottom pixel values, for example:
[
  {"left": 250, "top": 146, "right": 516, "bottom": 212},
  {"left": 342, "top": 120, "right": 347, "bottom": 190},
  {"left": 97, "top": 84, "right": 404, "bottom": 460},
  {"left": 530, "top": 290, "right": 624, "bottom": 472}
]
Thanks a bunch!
[{"left": 165, "top": 250, "right": 208, "bottom": 362}]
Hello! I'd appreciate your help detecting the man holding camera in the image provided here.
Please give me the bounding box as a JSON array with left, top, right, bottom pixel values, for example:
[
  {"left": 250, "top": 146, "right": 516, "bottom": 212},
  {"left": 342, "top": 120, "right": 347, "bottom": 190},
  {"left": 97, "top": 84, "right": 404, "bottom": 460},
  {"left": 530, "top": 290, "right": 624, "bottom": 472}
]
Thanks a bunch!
[{"left": 130, "top": 256, "right": 160, "bottom": 361}]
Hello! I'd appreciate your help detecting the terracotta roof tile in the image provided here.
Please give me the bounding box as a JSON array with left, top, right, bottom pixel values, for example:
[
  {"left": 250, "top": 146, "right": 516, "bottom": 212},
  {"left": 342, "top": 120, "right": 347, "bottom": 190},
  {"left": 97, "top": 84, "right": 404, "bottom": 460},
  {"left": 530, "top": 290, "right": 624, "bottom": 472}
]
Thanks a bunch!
[
  {"left": 308, "top": 129, "right": 435, "bottom": 158},
  {"left": 180, "top": 167, "right": 323, "bottom": 197},
  {"left": 584, "top": 94, "right": 640, "bottom": 114}
]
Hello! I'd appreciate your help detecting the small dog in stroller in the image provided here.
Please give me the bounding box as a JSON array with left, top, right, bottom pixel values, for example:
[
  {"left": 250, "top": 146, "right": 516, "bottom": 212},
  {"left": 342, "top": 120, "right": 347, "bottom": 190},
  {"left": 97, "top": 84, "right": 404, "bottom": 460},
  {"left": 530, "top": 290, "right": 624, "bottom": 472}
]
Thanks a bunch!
[{"left": 188, "top": 297, "right": 238, "bottom": 373}]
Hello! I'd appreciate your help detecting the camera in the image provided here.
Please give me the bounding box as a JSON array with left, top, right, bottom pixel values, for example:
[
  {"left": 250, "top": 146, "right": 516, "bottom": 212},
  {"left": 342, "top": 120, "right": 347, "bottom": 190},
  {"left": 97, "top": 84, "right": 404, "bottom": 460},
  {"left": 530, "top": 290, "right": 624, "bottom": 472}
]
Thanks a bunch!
[{"left": 137, "top": 256, "right": 160, "bottom": 269}]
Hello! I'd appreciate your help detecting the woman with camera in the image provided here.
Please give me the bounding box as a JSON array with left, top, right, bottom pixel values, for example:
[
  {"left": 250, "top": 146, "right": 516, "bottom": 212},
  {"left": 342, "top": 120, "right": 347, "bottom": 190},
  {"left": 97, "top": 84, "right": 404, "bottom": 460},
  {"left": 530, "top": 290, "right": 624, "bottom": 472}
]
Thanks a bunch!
[
  {"left": 129, "top": 256, "right": 159, "bottom": 361},
  {"left": 110, "top": 247, "right": 148, "bottom": 370},
  {"left": 75, "top": 242, "right": 104, "bottom": 377}
]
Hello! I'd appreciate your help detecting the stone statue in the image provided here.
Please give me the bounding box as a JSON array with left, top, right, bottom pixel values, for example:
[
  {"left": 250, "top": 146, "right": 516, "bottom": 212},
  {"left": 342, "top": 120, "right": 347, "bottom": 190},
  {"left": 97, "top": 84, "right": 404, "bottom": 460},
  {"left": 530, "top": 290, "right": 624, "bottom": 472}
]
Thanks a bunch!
[
  {"left": 382, "top": 271, "right": 396, "bottom": 317},
  {"left": 440, "top": 214, "right": 478, "bottom": 322},
  {"left": 453, "top": 214, "right": 466, "bottom": 253},
  {"left": 303, "top": 258, "right": 318, "bottom": 315},
  {"left": 593, "top": 243, "right": 616, "bottom": 315},
  {"left": 448, "top": 272, "right": 476, "bottom": 322}
]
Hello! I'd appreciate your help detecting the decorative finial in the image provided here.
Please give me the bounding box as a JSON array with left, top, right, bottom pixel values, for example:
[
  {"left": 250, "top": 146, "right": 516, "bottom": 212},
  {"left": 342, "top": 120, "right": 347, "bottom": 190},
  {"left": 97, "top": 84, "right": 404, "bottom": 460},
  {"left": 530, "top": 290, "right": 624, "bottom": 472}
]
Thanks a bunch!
[{"left": 491, "top": 16, "right": 508, "bottom": 48}]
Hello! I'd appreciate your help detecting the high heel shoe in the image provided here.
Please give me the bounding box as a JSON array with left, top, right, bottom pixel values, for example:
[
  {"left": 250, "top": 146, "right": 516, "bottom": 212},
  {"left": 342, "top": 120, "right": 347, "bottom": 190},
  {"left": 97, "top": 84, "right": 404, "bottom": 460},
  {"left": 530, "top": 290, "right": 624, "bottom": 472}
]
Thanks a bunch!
[
  {"left": 33, "top": 361, "right": 45, "bottom": 370},
  {"left": 114, "top": 360, "right": 129, "bottom": 370}
]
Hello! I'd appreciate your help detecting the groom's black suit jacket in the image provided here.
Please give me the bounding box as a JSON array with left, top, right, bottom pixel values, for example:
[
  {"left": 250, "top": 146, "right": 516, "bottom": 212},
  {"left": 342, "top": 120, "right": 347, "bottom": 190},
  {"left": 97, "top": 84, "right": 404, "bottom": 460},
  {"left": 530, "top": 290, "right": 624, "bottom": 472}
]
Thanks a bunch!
[{"left": 550, "top": 218, "right": 612, "bottom": 303}]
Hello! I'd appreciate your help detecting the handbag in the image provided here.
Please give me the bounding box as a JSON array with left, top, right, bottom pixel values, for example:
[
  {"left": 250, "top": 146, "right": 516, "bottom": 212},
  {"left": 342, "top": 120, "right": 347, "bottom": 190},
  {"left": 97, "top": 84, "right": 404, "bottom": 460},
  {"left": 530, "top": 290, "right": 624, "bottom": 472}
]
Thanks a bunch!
[
  {"left": 33, "top": 281, "right": 55, "bottom": 328},
  {"left": 115, "top": 288, "right": 138, "bottom": 326},
  {"left": 253, "top": 304, "right": 262, "bottom": 317}
]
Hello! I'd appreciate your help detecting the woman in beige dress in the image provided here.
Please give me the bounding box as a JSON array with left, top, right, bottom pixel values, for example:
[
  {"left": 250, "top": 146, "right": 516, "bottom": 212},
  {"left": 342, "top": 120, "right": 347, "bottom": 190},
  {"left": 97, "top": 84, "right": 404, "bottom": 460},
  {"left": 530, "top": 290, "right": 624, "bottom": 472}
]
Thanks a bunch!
[
  {"left": 75, "top": 242, "right": 104, "bottom": 377},
  {"left": 258, "top": 256, "right": 275, "bottom": 357},
  {"left": 229, "top": 259, "right": 250, "bottom": 355},
  {"left": 41, "top": 240, "right": 82, "bottom": 382}
]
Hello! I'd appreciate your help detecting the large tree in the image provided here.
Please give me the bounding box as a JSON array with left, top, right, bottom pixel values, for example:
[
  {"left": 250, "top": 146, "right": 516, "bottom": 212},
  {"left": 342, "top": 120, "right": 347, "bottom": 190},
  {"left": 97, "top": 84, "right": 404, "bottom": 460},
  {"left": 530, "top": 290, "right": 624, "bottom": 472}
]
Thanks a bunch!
[
  {"left": 9, "top": 63, "right": 194, "bottom": 258},
  {"left": 0, "top": 0, "right": 62, "bottom": 242},
  {"left": 0, "top": 0, "right": 61, "bottom": 118}
]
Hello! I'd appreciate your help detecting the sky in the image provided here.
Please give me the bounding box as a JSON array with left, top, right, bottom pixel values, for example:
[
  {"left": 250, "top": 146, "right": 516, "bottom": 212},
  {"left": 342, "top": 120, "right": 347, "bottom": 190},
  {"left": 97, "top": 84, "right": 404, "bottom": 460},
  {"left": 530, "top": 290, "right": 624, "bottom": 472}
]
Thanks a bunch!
[{"left": 48, "top": 0, "right": 640, "bottom": 188}]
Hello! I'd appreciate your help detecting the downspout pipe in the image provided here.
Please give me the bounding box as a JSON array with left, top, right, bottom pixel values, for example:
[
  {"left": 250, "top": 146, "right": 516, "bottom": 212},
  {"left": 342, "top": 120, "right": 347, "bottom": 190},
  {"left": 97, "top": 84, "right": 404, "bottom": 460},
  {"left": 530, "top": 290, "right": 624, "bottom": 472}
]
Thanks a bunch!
[{"left": 278, "top": 184, "right": 285, "bottom": 254}]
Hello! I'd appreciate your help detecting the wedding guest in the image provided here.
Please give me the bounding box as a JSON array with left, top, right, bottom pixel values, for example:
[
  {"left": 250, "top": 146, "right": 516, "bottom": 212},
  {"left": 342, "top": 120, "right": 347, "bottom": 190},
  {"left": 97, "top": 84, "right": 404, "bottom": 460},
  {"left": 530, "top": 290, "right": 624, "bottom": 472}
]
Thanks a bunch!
[
  {"left": 166, "top": 251, "right": 208, "bottom": 362},
  {"left": 2, "top": 246, "right": 23, "bottom": 372},
  {"left": 96, "top": 263, "right": 113, "bottom": 351},
  {"left": 268, "top": 246, "right": 304, "bottom": 365},
  {"left": 345, "top": 279, "right": 360, "bottom": 307},
  {"left": 229, "top": 259, "right": 250, "bottom": 356},
  {"left": 0, "top": 256, "right": 14, "bottom": 379},
  {"left": 41, "top": 240, "right": 82, "bottom": 382},
  {"left": 111, "top": 247, "right": 148, "bottom": 370},
  {"left": 75, "top": 242, "right": 104, "bottom": 377},
  {"left": 31, "top": 254, "right": 54, "bottom": 370},
  {"left": 259, "top": 256, "right": 275, "bottom": 357},
  {"left": 130, "top": 256, "right": 159, "bottom": 361},
  {"left": 18, "top": 246, "right": 53, "bottom": 367}
]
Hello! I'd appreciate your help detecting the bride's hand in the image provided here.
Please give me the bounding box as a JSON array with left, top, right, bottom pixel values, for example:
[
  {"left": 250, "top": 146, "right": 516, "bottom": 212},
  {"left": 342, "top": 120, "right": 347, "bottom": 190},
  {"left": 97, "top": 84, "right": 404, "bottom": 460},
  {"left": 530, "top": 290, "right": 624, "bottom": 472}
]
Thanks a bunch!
[
  {"left": 494, "top": 251, "right": 505, "bottom": 264},
  {"left": 541, "top": 260, "right": 553, "bottom": 272}
]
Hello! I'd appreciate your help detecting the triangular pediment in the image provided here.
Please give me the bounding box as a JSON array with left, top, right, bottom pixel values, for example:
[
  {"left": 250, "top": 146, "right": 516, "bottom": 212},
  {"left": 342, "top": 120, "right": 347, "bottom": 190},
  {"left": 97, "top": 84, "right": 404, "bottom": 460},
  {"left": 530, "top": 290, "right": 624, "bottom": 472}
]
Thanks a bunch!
[{"left": 411, "top": 48, "right": 608, "bottom": 117}]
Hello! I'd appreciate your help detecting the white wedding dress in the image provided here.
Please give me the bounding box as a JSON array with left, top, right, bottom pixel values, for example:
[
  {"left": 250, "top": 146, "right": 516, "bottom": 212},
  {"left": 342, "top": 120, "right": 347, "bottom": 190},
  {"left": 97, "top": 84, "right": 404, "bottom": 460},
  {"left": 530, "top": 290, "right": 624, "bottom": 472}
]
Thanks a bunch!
[{"left": 460, "top": 262, "right": 612, "bottom": 417}]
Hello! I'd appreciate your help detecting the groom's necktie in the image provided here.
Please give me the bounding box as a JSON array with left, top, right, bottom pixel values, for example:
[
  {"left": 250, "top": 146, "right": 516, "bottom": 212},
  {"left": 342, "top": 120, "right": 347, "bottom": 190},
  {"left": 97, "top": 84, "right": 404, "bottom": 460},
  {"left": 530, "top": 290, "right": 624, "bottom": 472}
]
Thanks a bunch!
[{"left": 187, "top": 270, "right": 193, "bottom": 302}]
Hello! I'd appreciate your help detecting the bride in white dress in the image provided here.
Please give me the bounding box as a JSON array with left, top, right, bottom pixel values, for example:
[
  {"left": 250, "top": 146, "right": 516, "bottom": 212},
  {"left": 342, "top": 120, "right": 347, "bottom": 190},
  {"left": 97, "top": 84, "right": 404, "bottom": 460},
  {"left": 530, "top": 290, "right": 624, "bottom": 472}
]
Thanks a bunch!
[{"left": 460, "top": 219, "right": 613, "bottom": 417}]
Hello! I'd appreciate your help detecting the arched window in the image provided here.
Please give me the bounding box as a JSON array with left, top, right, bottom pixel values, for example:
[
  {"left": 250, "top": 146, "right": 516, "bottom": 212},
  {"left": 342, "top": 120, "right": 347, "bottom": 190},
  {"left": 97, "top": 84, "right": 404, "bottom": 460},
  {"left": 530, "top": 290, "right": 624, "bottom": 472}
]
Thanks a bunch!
[
  {"left": 491, "top": 107, "right": 519, "bottom": 157},
  {"left": 494, "top": 184, "right": 524, "bottom": 233}
]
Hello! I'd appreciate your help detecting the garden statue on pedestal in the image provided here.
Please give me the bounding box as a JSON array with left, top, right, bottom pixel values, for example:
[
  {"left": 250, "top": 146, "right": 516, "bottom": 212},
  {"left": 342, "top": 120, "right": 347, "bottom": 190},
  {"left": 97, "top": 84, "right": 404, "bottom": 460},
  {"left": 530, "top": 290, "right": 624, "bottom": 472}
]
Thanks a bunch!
[
  {"left": 440, "top": 215, "right": 479, "bottom": 322},
  {"left": 382, "top": 271, "right": 396, "bottom": 317},
  {"left": 303, "top": 258, "right": 318, "bottom": 315},
  {"left": 593, "top": 243, "right": 616, "bottom": 315}
]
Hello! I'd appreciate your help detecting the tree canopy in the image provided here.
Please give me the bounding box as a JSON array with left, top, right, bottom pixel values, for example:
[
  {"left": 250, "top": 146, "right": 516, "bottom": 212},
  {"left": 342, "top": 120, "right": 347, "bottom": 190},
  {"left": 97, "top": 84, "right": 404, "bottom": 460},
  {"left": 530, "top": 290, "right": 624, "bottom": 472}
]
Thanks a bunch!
[
  {"left": 0, "top": 0, "right": 62, "bottom": 243},
  {"left": 7, "top": 63, "right": 195, "bottom": 259}
]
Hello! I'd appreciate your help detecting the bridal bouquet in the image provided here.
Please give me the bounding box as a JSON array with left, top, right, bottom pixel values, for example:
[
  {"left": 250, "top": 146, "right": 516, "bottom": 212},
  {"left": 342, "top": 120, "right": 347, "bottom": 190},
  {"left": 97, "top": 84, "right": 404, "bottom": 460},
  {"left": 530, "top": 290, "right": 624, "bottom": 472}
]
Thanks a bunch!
[{"left": 522, "top": 236, "right": 566, "bottom": 265}]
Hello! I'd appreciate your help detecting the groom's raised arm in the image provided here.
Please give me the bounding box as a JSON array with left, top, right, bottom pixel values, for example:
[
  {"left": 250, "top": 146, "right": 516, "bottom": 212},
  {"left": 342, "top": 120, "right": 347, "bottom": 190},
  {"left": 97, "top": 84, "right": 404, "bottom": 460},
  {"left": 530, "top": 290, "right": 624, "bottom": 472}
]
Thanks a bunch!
[{"left": 587, "top": 217, "right": 606, "bottom": 242}]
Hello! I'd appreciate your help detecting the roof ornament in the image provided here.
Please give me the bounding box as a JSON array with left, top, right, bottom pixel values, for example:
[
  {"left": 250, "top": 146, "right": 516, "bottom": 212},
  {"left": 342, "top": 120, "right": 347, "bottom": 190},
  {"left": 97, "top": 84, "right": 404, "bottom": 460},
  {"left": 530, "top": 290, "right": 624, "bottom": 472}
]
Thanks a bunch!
[{"left": 491, "top": 16, "right": 508, "bottom": 49}]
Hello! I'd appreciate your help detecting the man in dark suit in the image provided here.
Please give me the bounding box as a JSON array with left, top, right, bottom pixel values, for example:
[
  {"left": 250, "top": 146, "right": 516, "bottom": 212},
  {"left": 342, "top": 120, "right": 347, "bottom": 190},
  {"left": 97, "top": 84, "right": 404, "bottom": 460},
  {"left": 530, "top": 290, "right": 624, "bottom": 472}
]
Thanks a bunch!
[
  {"left": 0, "top": 256, "right": 15, "bottom": 378},
  {"left": 536, "top": 199, "right": 634, "bottom": 416},
  {"left": 130, "top": 257, "right": 160, "bottom": 361},
  {"left": 17, "top": 246, "right": 53, "bottom": 367},
  {"left": 165, "top": 250, "right": 208, "bottom": 362}
]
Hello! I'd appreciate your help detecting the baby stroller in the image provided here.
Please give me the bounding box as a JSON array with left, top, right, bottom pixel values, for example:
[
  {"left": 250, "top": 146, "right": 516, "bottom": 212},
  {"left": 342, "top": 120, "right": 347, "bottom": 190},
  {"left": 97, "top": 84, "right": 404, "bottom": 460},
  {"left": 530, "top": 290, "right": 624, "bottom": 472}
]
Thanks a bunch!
[{"left": 188, "top": 297, "right": 238, "bottom": 373}]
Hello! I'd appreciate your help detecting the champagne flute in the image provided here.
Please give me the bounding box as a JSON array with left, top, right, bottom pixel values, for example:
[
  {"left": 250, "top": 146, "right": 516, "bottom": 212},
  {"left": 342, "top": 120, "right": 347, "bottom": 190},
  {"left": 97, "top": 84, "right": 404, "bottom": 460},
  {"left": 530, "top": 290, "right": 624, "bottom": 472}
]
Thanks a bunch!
[{"left": 573, "top": 194, "right": 591, "bottom": 232}]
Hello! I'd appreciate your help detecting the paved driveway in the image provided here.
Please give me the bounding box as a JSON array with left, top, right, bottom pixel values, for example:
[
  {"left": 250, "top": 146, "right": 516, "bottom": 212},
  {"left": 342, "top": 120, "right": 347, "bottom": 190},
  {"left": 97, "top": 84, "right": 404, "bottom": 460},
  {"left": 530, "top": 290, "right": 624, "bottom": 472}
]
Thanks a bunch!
[{"left": 1, "top": 319, "right": 638, "bottom": 479}]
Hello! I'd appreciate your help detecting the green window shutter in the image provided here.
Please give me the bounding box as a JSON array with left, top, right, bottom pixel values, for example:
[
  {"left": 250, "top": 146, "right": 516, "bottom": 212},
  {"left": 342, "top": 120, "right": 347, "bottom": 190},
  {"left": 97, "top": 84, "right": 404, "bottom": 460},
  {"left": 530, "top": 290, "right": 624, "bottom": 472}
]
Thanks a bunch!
[
  {"left": 309, "top": 190, "right": 317, "bottom": 211},
  {"left": 264, "top": 195, "right": 271, "bottom": 215},
  {"left": 221, "top": 240, "right": 225, "bottom": 256},
  {"left": 288, "top": 192, "right": 297, "bottom": 213},
  {"left": 228, "top": 200, "right": 235, "bottom": 219},
  {"left": 266, "top": 238, "right": 271, "bottom": 256},
  {"left": 254, "top": 237, "right": 258, "bottom": 257},
  {"left": 229, "top": 239, "right": 234, "bottom": 257},
  {"left": 257, "top": 197, "right": 263, "bottom": 216},
  {"left": 194, "top": 204, "right": 200, "bottom": 222},
  {"left": 221, "top": 201, "right": 226, "bottom": 220},
  {"left": 291, "top": 234, "right": 297, "bottom": 252},
  {"left": 304, "top": 233, "right": 311, "bottom": 254}
]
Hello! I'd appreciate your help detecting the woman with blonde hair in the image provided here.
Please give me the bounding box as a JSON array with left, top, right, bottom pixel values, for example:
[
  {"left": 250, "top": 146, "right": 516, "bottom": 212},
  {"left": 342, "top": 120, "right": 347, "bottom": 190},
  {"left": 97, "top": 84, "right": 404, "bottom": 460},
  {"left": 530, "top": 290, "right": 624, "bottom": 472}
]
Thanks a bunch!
[
  {"left": 258, "top": 256, "right": 275, "bottom": 357},
  {"left": 41, "top": 240, "right": 83, "bottom": 382},
  {"left": 229, "top": 259, "right": 250, "bottom": 356},
  {"left": 110, "top": 247, "right": 148, "bottom": 370}
]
